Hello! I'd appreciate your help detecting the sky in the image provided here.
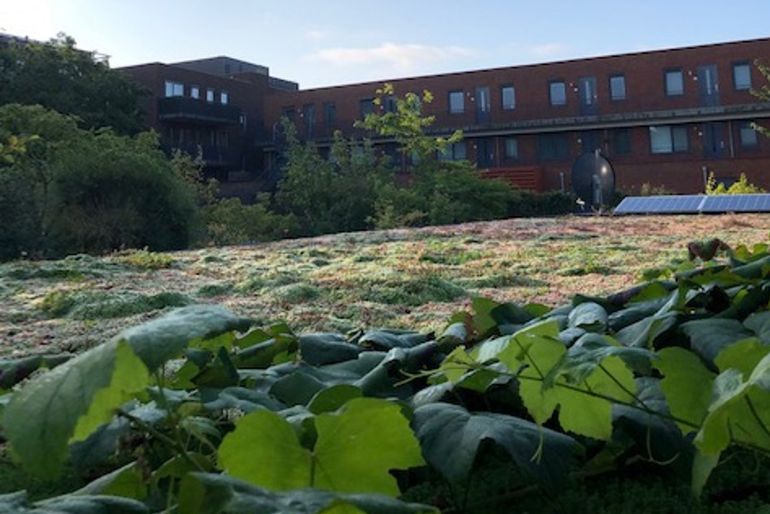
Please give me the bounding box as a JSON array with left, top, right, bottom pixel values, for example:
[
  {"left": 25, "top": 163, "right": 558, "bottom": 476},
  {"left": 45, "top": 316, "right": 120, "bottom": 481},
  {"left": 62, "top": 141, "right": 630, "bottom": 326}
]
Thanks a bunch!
[{"left": 1, "top": 0, "right": 769, "bottom": 89}]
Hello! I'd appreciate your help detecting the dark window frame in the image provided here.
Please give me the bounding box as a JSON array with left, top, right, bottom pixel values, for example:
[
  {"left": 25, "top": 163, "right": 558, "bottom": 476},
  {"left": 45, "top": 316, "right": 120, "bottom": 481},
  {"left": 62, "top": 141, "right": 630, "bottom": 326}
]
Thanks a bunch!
[
  {"left": 504, "top": 136, "right": 519, "bottom": 160},
  {"left": 537, "top": 133, "right": 569, "bottom": 161},
  {"left": 359, "top": 98, "right": 375, "bottom": 118},
  {"left": 732, "top": 61, "right": 752, "bottom": 91},
  {"left": 649, "top": 125, "right": 689, "bottom": 154},
  {"left": 448, "top": 90, "right": 465, "bottom": 114},
  {"left": 549, "top": 80, "right": 567, "bottom": 106},
  {"left": 664, "top": 68, "right": 685, "bottom": 97},
  {"left": 738, "top": 121, "right": 759, "bottom": 148},
  {"left": 609, "top": 74, "right": 626, "bottom": 101},
  {"left": 323, "top": 102, "right": 336, "bottom": 128},
  {"left": 611, "top": 128, "right": 632, "bottom": 155},
  {"left": 501, "top": 84, "right": 516, "bottom": 110}
]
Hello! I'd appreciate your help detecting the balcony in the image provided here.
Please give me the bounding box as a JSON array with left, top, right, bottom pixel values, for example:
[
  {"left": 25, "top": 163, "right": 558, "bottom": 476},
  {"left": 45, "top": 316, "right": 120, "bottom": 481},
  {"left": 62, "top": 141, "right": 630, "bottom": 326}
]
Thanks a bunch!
[
  {"left": 163, "top": 143, "right": 241, "bottom": 167},
  {"left": 158, "top": 97, "right": 241, "bottom": 125}
]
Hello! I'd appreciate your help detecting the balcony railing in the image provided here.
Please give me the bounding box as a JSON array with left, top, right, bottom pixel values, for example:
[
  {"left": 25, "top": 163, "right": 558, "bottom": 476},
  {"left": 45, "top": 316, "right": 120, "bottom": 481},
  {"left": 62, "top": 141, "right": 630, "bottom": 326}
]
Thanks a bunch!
[
  {"left": 158, "top": 97, "right": 242, "bottom": 125},
  {"left": 163, "top": 143, "right": 241, "bottom": 167}
]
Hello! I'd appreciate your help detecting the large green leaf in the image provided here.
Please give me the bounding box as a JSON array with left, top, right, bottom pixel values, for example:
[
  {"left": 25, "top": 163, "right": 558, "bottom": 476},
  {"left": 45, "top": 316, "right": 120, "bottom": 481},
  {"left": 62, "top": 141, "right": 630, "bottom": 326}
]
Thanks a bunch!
[
  {"left": 680, "top": 319, "right": 753, "bottom": 363},
  {"left": 3, "top": 341, "right": 149, "bottom": 478},
  {"left": 0, "top": 491, "right": 148, "bottom": 514},
  {"left": 219, "top": 398, "right": 424, "bottom": 496},
  {"left": 177, "top": 473, "right": 436, "bottom": 514},
  {"left": 567, "top": 302, "right": 608, "bottom": 332},
  {"left": 412, "top": 403, "right": 577, "bottom": 486},
  {"left": 115, "top": 305, "right": 252, "bottom": 371},
  {"left": 653, "top": 347, "right": 715, "bottom": 434}
]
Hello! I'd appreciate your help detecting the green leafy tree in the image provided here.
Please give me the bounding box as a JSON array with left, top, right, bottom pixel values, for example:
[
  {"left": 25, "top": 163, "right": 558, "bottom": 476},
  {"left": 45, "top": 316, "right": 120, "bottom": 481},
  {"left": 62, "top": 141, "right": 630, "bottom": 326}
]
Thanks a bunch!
[
  {"left": 0, "top": 34, "right": 146, "bottom": 134},
  {"left": 275, "top": 120, "right": 391, "bottom": 236},
  {"left": 357, "top": 83, "right": 515, "bottom": 227}
]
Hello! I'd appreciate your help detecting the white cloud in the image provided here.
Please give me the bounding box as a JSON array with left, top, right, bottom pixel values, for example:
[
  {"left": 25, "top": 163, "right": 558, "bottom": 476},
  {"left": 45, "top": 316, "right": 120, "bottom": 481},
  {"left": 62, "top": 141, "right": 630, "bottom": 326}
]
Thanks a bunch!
[{"left": 308, "top": 42, "right": 475, "bottom": 73}]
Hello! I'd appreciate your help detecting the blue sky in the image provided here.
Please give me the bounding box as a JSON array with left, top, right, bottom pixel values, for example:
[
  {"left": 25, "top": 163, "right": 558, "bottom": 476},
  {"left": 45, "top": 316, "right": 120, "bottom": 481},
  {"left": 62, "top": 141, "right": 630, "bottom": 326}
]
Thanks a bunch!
[{"left": 2, "top": 0, "right": 769, "bottom": 88}]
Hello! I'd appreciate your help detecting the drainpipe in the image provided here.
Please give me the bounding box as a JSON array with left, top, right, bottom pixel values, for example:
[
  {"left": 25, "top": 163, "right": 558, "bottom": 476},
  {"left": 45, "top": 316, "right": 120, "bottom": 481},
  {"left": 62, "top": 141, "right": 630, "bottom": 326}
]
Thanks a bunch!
[
  {"left": 727, "top": 120, "right": 735, "bottom": 158},
  {"left": 560, "top": 171, "right": 565, "bottom": 192},
  {"left": 702, "top": 165, "right": 709, "bottom": 191}
]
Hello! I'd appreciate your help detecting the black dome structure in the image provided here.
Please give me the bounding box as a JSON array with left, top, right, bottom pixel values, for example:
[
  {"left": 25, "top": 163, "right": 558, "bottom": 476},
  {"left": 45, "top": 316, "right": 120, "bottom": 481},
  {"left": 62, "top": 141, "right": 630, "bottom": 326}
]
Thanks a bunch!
[{"left": 571, "top": 151, "right": 615, "bottom": 209}]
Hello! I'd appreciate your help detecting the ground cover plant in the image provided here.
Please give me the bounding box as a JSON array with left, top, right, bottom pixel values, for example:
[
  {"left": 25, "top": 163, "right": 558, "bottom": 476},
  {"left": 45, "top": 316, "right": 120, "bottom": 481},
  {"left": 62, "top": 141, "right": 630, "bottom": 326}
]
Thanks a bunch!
[{"left": 2, "top": 215, "right": 770, "bottom": 512}]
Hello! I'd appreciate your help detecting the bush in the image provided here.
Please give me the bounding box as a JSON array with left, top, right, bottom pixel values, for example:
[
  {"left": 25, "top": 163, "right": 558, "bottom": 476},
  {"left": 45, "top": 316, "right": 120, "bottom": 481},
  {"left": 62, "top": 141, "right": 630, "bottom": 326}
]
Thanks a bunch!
[
  {"left": 202, "top": 196, "right": 298, "bottom": 246},
  {"left": 706, "top": 172, "right": 765, "bottom": 195},
  {"left": 507, "top": 189, "right": 575, "bottom": 217},
  {"left": 639, "top": 182, "right": 676, "bottom": 196}
]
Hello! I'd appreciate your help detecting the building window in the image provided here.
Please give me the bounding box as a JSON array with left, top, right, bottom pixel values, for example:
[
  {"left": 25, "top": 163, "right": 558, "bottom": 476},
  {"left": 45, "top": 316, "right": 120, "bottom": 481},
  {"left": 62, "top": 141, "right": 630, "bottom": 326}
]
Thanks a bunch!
[
  {"left": 537, "top": 133, "right": 569, "bottom": 161},
  {"left": 303, "top": 103, "right": 315, "bottom": 138},
  {"left": 501, "top": 85, "right": 515, "bottom": 110},
  {"left": 739, "top": 122, "right": 758, "bottom": 147},
  {"left": 220, "top": 91, "right": 229, "bottom": 105},
  {"left": 649, "top": 125, "right": 688, "bottom": 154},
  {"left": 383, "top": 95, "right": 397, "bottom": 113},
  {"left": 282, "top": 106, "right": 296, "bottom": 123},
  {"left": 609, "top": 75, "right": 626, "bottom": 101},
  {"left": 733, "top": 62, "right": 752, "bottom": 91},
  {"left": 449, "top": 91, "right": 464, "bottom": 113},
  {"left": 190, "top": 86, "right": 200, "bottom": 99},
  {"left": 612, "top": 129, "right": 631, "bottom": 155},
  {"left": 206, "top": 88, "right": 215, "bottom": 103},
  {"left": 360, "top": 98, "right": 374, "bottom": 118},
  {"left": 440, "top": 141, "right": 466, "bottom": 161},
  {"left": 665, "top": 69, "right": 684, "bottom": 96},
  {"left": 504, "top": 137, "right": 519, "bottom": 159},
  {"left": 164, "top": 81, "right": 184, "bottom": 97},
  {"left": 323, "top": 102, "right": 336, "bottom": 128},
  {"left": 549, "top": 81, "right": 566, "bottom": 106}
]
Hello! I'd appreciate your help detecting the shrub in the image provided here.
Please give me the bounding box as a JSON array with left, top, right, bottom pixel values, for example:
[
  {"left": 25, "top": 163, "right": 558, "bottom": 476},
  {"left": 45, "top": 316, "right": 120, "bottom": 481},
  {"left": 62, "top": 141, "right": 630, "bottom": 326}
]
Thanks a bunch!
[
  {"left": 202, "top": 196, "right": 298, "bottom": 245},
  {"left": 639, "top": 183, "right": 676, "bottom": 196},
  {"left": 507, "top": 190, "right": 575, "bottom": 217},
  {"left": 706, "top": 172, "right": 765, "bottom": 195}
]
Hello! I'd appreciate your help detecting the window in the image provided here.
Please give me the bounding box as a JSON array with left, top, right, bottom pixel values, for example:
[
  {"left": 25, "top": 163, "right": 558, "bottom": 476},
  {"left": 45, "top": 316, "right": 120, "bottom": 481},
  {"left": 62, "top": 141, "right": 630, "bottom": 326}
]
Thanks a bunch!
[
  {"left": 537, "top": 133, "right": 569, "bottom": 161},
  {"left": 164, "top": 81, "right": 184, "bottom": 97},
  {"left": 449, "top": 91, "right": 464, "bottom": 113},
  {"left": 206, "top": 88, "right": 215, "bottom": 103},
  {"left": 323, "top": 102, "right": 336, "bottom": 127},
  {"left": 739, "top": 122, "right": 758, "bottom": 147},
  {"left": 220, "top": 91, "right": 229, "bottom": 105},
  {"left": 649, "top": 126, "right": 688, "bottom": 154},
  {"left": 281, "top": 106, "right": 295, "bottom": 123},
  {"left": 360, "top": 98, "right": 374, "bottom": 118},
  {"left": 383, "top": 95, "right": 397, "bottom": 113},
  {"left": 440, "top": 141, "right": 466, "bottom": 161},
  {"left": 609, "top": 75, "right": 626, "bottom": 101},
  {"left": 612, "top": 129, "right": 631, "bottom": 155},
  {"left": 665, "top": 69, "right": 684, "bottom": 96},
  {"left": 549, "top": 81, "right": 566, "bottom": 106},
  {"left": 303, "top": 104, "right": 315, "bottom": 138},
  {"left": 504, "top": 137, "right": 519, "bottom": 159},
  {"left": 733, "top": 63, "right": 752, "bottom": 91},
  {"left": 190, "top": 86, "right": 200, "bottom": 99},
  {"left": 501, "top": 85, "right": 516, "bottom": 110}
]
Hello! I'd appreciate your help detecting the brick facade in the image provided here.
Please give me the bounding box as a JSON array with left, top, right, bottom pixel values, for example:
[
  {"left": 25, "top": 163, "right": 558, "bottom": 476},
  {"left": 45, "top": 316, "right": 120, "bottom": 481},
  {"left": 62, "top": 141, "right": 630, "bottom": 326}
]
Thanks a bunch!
[{"left": 121, "top": 38, "right": 770, "bottom": 195}]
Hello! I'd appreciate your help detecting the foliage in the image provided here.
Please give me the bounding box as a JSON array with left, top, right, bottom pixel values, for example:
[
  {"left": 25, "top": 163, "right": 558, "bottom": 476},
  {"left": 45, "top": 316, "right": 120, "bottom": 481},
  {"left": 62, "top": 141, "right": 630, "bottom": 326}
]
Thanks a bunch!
[
  {"left": 275, "top": 121, "right": 390, "bottom": 236},
  {"left": 5, "top": 237, "right": 770, "bottom": 511},
  {"left": 507, "top": 189, "right": 575, "bottom": 217},
  {"left": 202, "top": 196, "right": 298, "bottom": 246},
  {"left": 357, "top": 84, "right": 516, "bottom": 228},
  {"left": 639, "top": 182, "right": 676, "bottom": 196},
  {"left": 706, "top": 172, "right": 765, "bottom": 195},
  {"left": 0, "top": 105, "right": 200, "bottom": 259},
  {"left": 0, "top": 33, "right": 146, "bottom": 135}
]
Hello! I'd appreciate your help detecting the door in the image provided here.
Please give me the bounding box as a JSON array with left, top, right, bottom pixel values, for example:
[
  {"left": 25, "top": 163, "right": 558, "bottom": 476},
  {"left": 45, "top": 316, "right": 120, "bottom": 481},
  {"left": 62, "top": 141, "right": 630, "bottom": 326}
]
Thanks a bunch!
[
  {"left": 697, "top": 65, "right": 720, "bottom": 107},
  {"left": 475, "top": 87, "right": 490, "bottom": 124},
  {"left": 703, "top": 122, "right": 726, "bottom": 158},
  {"left": 476, "top": 138, "right": 495, "bottom": 168},
  {"left": 581, "top": 131, "right": 600, "bottom": 154},
  {"left": 578, "top": 77, "right": 598, "bottom": 115}
]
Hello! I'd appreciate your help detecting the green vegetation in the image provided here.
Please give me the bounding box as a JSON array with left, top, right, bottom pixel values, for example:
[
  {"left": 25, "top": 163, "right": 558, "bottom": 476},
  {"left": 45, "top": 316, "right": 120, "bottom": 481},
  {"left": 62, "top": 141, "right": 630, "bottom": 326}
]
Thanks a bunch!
[
  {"left": 706, "top": 172, "right": 766, "bottom": 195},
  {"left": 3, "top": 236, "right": 770, "bottom": 512},
  {"left": 0, "top": 34, "right": 146, "bottom": 135}
]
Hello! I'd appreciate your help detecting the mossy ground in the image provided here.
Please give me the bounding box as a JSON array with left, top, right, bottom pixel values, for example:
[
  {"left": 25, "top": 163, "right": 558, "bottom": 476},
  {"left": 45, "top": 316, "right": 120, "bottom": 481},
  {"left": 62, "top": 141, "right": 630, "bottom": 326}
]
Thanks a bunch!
[{"left": 1, "top": 214, "right": 769, "bottom": 356}]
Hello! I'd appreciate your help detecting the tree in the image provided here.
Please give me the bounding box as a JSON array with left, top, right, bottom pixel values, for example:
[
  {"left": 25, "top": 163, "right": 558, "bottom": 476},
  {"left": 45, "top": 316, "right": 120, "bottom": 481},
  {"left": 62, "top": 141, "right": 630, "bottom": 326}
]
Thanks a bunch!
[
  {"left": 0, "top": 34, "right": 146, "bottom": 134},
  {"left": 0, "top": 104, "right": 199, "bottom": 259},
  {"left": 357, "top": 84, "right": 514, "bottom": 227},
  {"left": 752, "top": 60, "right": 770, "bottom": 138}
]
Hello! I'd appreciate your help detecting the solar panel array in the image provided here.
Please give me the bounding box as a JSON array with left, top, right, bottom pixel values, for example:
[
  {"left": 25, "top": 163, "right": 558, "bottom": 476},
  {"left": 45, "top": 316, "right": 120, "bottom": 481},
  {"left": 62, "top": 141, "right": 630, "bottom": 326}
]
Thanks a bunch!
[{"left": 614, "top": 194, "right": 770, "bottom": 215}]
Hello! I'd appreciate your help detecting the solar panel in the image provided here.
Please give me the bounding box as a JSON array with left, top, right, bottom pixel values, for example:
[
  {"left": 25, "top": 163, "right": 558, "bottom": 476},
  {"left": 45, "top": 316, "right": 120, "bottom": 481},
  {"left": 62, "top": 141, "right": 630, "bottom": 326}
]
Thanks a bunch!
[
  {"left": 614, "top": 195, "right": 705, "bottom": 214},
  {"left": 614, "top": 194, "right": 770, "bottom": 215},
  {"left": 701, "top": 194, "right": 770, "bottom": 213}
]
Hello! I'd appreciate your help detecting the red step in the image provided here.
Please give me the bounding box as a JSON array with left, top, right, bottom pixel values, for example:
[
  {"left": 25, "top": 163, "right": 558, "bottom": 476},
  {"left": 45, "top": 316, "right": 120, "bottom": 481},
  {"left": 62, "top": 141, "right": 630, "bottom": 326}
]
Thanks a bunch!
[{"left": 481, "top": 167, "right": 544, "bottom": 192}]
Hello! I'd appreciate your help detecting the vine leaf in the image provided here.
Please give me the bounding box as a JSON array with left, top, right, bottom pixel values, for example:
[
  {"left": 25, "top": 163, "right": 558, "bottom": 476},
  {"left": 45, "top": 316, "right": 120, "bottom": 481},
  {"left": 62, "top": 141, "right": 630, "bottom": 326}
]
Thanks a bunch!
[
  {"left": 219, "top": 398, "right": 424, "bottom": 496},
  {"left": 412, "top": 402, "right": 577, "bottom": 486},
  {"left": 3, "top": 341, "right": 149, "bottom": 479},
  {"left": 3, "top": 305, "right": 251, "bottom": 479},
  {"left": 653, "top": 347, "right": 715, "bottom": 434}
]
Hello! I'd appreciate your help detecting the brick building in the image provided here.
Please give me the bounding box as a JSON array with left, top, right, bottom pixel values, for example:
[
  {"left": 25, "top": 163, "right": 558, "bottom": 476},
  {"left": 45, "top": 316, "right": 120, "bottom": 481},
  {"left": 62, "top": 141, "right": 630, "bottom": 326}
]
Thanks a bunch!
[{"left": 121, "top": 37, "right": 770, "bottom": 195}]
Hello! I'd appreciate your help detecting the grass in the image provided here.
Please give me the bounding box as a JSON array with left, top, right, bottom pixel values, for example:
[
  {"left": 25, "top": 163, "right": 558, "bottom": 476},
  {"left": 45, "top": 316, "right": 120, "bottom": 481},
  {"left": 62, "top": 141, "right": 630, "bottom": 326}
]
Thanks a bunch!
[{"left": 1, "top": 214, "right": 769, "bottom": 356}]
